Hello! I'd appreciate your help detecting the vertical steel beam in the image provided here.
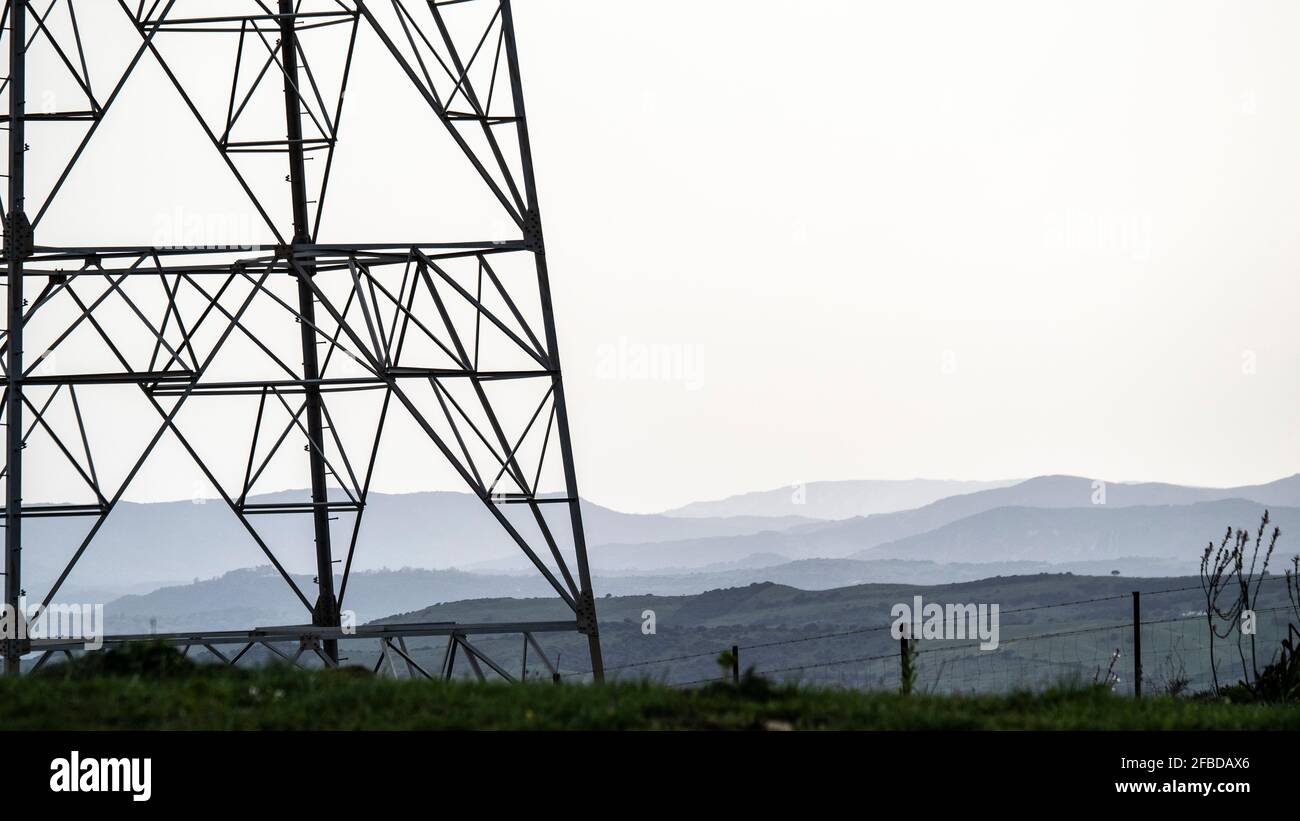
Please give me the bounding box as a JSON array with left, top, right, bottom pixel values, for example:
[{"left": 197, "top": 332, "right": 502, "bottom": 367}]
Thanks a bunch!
[
  {"left": 441, "top": 634, "right": 459, "bottom": 681},
  {"left": 4, "top": 0, "right": 29, "bottom": 676},
  {"left": 499, "top": 0, "right": 604, "bottom": 683},
  {"left": 278, "top": 0, "right": 338, "bottom": 663}
]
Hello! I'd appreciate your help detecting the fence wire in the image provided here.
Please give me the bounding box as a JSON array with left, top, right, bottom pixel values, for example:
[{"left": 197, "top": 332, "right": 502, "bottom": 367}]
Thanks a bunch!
[
  {"left": 611, "top": 577, "right": 1300, "bottom": 696},
  {"left": 152, "top": 576, "right": 1296, "bottom": 694}
]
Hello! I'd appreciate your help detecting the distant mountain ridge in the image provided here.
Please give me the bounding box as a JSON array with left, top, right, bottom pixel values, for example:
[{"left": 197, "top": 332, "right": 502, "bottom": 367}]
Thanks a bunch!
[
  {"left": 101, "top": 555, "right": 1205, "bottom": 635},
  {"left": 555, "top": 474, "right": 1300, "bottom": 571},
  {"left": 82, "top": 472, "right": 1300, "bottom": 638},
  {"left": 23, "top": 490, "right": 821, "bottom": 600},
  {"left": 663, "top": 478, "right": 1019, "bottom": 520},
  {"left": 854, "top": 499, "right": 1300, "bottom": 563},
  {"left": 39, "top": 473, "right": 1300, "bottom": 602},
  {"left": 854, "top": 473, "right": 1300, "bottom": 519}
]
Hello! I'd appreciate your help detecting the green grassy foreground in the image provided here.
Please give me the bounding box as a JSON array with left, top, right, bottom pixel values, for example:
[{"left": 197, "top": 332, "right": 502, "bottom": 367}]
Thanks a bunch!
[{"left": 1, "top": 646, "right": 1297, "bottom": 730}]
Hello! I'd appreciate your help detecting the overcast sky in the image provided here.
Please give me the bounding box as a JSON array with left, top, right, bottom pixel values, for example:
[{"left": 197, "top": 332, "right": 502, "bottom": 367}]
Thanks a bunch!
[
  {"left": 533, "top": 0, "right": 1300, "bottom": 511},
  {"left": 8, "top": 0, "right": 1300, "bottom": 513}
]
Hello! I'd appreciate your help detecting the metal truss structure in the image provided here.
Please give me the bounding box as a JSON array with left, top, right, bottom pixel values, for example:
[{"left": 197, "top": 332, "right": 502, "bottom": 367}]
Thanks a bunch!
[
  {"left": 0, "top": 0, "right": 603, "bottom": 679},
  {"left": 27, "top": 621, "right": 571, "bottom": 682}
]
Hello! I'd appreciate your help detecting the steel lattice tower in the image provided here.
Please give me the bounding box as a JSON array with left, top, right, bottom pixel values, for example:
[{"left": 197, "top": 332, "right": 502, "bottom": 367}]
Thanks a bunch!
[{"left": 0, "top": 0, "right": 603, "bottom": 679}]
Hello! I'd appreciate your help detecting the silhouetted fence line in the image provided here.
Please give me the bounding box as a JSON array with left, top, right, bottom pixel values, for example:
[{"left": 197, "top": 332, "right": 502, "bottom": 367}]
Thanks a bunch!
[
  {"left": 84, "top": 576, "right": 1290, "bottom": 692},
  {"left": 563, "top": 575, "right": 1298, "bottom": 696}
]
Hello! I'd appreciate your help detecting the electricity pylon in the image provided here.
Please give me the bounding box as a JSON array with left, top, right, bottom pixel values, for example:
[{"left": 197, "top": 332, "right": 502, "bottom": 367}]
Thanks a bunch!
[{"left": 0, "top": 0, "right": 602, "bottom": 680}]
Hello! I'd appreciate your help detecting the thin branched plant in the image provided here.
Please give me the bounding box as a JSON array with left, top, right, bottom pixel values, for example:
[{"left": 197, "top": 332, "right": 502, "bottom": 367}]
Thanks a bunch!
[
  {"left": 1094, "top": 648, "right": 1121, "bottom": 691},
  {"left": 1199, "top": 512, "right": 1280, "bottom": 694},
  {"left": 1287, "top": 554, "right": 1300, "bottom": 627}
]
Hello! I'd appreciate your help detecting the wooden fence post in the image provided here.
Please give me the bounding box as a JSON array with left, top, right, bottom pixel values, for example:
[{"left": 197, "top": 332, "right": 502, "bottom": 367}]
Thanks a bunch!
[
  {"left": 900, "top": 630, "right": 913, "bottom": 696},
  {"left": 1132, "top": 591, "right": 1142, "bottom": 699}
]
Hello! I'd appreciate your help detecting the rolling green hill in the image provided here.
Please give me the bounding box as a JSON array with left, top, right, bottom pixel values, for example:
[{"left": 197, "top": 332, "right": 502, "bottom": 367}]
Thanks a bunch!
[{"left": 369, "top": 573, "right": 1298, "bottom": 694}]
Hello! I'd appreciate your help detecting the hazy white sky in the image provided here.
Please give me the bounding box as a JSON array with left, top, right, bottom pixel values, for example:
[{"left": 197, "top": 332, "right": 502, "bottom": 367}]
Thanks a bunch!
[
  {"left": 532, "top": 0, "right": 1300, "bottom": 511},
  {"left": 8, "top": 0, "right": 1300, "bottom": 513}
]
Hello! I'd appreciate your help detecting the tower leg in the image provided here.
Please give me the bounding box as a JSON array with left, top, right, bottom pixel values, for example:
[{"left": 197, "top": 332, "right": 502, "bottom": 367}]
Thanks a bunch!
[
  {"left": 4, "top": 0, "right": 29, "bottom": 676},
  {"left": 278, "top": 0, "right": 338, "bottom": 661},
  {"left": 500, "top": 0, "right": 603, "bottom": 682}
]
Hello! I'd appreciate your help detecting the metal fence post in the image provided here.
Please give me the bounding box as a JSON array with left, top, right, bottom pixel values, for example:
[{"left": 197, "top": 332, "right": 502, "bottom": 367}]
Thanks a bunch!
[
  {"left": 731, "top": 645, "right": 740, "bottom": 685},
  {"left": 1132, "top": 590, "right": 1142, "bottom": 699}
]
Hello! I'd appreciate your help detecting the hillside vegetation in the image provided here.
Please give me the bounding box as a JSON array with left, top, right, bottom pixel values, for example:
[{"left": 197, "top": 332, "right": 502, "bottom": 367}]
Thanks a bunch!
[
  {"left": 85, "top": 574, "right": 1298, "bottom": 696},
  {"left": 5, "top": 646, "right": 1298, "bottom": 731},
  {"left": 371, "top": 574, "right": 1294, "bottom": 689}
]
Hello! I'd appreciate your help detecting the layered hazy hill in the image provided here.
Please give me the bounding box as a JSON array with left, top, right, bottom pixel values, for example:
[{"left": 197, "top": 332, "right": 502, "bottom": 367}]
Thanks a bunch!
[
  {"left": 571, "top": 475, "right": 1300, "bottom": 572},
  {"left": 102, "top": 554, "right": 1199, "bottom": 634},
  {"left": 24, "top": 491, "right": 818, "bottom": 599},
  {"left": 39, "top": 473, "right": 1300, "bottom": 612},
  {"left": 662, "top": 478, "right": 1019, "bottom": 520},
  {"left": 363, "top": 574, "right": 1296, "bottom": 690},
  {"left": 854, "top": 499, "right": 1300, "bottom": 563}
]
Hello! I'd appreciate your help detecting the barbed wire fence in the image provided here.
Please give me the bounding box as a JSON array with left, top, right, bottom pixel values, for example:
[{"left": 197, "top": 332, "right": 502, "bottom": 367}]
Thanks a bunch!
[{"left": 558, "top": 576, "right": 1299, "bottom": 696}]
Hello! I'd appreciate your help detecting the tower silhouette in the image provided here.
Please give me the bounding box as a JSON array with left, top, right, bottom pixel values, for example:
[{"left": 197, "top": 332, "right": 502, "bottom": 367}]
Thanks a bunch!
[{"left": 1, "top": 0, "right": 602, "bottom": 679}]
